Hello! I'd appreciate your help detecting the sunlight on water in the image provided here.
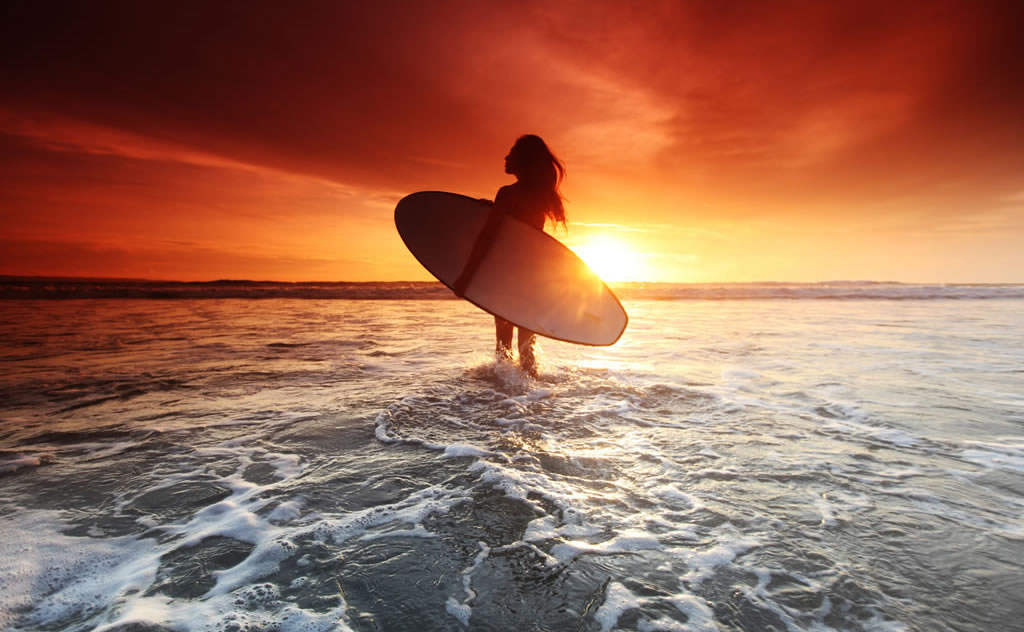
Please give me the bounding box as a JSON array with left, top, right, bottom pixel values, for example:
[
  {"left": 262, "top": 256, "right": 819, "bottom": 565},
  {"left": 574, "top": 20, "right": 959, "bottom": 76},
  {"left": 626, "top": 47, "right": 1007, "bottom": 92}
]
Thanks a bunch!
[{"left": 569, "top": 234, "right": 649, "bottom": 283}]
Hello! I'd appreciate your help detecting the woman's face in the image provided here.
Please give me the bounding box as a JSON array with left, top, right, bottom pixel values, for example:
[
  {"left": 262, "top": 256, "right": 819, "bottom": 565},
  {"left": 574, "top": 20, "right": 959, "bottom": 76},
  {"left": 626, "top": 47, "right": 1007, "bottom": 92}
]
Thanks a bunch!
[{"left": 504, "top": 143, "right": 522, "bottom": 175}]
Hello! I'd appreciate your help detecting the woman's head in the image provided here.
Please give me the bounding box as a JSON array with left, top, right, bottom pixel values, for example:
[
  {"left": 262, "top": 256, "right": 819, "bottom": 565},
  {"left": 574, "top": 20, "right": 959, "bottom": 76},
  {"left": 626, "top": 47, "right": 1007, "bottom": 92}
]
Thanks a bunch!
[{"left": 505, "top": 134, "right": 566, "bottom": 226}]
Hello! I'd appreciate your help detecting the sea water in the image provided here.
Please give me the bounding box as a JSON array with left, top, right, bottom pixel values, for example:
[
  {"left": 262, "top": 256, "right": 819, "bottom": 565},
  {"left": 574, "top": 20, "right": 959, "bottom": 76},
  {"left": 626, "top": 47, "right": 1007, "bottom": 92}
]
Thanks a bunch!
[{"left": 1, "top": 284, "right": 1022, "bottom": 631}]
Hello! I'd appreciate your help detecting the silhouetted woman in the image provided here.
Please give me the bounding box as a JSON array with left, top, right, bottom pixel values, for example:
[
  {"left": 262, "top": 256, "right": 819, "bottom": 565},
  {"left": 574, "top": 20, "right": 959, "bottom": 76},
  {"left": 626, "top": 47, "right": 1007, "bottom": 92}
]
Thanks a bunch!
[{"left": 454, "top": 134, "right": 567, "bottom": 376}]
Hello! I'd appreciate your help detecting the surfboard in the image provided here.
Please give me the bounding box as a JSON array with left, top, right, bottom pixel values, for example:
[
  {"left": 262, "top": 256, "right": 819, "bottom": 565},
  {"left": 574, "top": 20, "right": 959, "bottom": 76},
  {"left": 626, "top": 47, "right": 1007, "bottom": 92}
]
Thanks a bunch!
[{"left": 395, "top": 191, "right": 628, "bottom": 346}]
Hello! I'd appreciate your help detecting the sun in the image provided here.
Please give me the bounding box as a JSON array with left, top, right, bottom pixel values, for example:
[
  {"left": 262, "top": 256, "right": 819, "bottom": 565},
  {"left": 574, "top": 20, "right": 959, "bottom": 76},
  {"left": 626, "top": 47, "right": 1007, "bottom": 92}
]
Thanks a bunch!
[{"left": 570, "top": 234, "right": 646, "bottom": 282}]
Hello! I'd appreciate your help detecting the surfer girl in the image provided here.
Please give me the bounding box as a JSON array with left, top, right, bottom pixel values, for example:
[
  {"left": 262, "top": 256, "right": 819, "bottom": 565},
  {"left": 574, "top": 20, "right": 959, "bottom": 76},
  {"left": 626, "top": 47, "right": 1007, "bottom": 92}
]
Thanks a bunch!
[{"left": 453, "top": 134, "right": 567, "bottom": 376}]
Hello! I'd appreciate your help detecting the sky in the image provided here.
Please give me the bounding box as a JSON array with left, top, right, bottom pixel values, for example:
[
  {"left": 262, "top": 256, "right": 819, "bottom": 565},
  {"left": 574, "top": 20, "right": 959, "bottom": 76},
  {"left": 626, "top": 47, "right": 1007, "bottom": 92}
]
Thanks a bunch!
[{"left": 1, "top": 0, "right": 1022, "bottom": 283}]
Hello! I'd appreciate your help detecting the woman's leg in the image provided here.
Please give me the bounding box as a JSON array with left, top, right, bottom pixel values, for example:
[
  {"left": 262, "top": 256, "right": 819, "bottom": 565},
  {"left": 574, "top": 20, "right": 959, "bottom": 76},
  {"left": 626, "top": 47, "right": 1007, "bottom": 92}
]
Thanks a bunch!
[
  {"left": 495, "top": 316, "right": 514, "bottom": 359},
  {"left": 518, "top": 328, "right": 537, "bottom": 376}
]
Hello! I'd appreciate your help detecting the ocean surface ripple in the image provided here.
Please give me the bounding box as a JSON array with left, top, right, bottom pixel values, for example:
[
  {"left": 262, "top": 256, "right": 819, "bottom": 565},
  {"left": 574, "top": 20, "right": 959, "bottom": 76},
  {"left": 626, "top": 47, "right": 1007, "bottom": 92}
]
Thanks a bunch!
[{"left": 1, "top": 298, "right": 1022, "bottom": 631}]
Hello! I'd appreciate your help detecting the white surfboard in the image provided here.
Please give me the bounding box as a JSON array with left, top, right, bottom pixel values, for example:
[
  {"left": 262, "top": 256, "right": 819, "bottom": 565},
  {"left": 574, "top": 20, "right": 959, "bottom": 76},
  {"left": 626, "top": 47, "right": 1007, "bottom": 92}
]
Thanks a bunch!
[{"left": 395, "top": 191, "right": 628, "bottom": 346}]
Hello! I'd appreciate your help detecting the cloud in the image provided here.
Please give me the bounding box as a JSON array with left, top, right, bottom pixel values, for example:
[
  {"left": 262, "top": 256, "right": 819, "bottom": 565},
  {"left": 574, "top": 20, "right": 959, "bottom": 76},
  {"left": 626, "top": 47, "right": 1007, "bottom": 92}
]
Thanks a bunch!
[
  {"left": 3, "top": 1, "right": 1018, "bottom": 196},
  {"left": 569, "top": 223, "right": 662, "bottom": 233},
  {"left": 0, "top": 130, "right": 411, "bottom": 280},
  {"left": 0, "top": 237, "right": 369, "bottom": 280},
  {"left": 0, "top": 1, "right": 1021, "bottom": 280}
]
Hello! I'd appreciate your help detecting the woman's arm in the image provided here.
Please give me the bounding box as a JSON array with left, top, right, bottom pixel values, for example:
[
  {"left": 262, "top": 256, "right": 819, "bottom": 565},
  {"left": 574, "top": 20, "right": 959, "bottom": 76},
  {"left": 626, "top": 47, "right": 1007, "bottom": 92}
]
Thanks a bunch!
[{"left": 452, "top": 187, "right": 513, "bottom": 297}]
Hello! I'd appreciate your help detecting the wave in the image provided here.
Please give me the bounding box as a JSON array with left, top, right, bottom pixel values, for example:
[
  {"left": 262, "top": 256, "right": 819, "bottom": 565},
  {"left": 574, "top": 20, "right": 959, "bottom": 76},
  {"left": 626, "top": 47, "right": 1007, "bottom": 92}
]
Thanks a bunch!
[
  {"left": 2, "top": 277, "right": 1023, "bottom": 300},
  {"left": 617, "top": 281, "right": 1024, "bottom": 301}
]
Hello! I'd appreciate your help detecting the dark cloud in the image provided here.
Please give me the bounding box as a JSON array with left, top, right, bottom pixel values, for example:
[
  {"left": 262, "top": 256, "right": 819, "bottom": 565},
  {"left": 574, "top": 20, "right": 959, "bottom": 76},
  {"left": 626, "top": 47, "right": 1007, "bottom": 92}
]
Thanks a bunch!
[
  {"left": 532, "top": 1, "right": 1024, "bottom": 206},
  {"left": 1, "top": 2, "right": 515, "bottom": 190},
  {"left": 2, "top": 1, "right": 1020, "bottom": 200}
]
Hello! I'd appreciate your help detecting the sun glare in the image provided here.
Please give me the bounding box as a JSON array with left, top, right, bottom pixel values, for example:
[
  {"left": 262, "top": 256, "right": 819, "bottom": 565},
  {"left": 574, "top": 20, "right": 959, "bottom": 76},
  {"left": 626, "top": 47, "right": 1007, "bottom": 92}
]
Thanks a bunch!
[{"left": 571, "top": 234, "right": 646, "bottom": 282}]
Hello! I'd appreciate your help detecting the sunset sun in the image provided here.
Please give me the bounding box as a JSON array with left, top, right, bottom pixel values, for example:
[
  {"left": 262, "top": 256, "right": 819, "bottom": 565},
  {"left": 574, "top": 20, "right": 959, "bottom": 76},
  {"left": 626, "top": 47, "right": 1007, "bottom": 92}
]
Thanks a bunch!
[{"left": 571, "top": 234, "right": 646, "bottom": 283}]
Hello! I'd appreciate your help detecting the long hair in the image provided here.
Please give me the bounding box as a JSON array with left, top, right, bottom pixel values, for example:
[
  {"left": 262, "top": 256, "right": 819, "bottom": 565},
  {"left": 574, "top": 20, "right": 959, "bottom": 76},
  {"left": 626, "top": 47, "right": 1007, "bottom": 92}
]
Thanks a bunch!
[{"left": 512, "top": 134, "right": 566, "bottom": 227}]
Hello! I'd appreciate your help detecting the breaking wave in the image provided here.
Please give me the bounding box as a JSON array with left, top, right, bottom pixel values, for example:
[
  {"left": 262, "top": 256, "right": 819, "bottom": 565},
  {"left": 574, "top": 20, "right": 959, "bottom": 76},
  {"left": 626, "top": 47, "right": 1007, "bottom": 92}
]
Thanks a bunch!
[{"left": 3, "top": 278, "right": 1023, "bottom": 300}]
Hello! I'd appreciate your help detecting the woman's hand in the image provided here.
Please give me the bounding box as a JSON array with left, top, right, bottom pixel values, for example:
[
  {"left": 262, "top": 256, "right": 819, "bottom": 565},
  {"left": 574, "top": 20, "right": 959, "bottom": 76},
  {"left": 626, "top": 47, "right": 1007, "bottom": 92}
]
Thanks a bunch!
[
  {"left": 452, "top": 204, "right": 504, "bottom": 298},
  {"left": 452, "top": 271, "right": 471, "bottom": 297}
]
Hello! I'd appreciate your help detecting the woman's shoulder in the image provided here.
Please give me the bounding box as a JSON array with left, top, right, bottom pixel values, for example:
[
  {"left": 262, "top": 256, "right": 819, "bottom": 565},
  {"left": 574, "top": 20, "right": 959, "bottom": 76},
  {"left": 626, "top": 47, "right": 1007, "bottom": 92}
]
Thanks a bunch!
[
  {"left": 494, "top": 184, "right": 527, "bottom": 212},
  {"left": 495, "top": 183, "right": 546, "bottom": 229},
  {"left": 495, "top": 183, "right": 522, "bottom": 201}
]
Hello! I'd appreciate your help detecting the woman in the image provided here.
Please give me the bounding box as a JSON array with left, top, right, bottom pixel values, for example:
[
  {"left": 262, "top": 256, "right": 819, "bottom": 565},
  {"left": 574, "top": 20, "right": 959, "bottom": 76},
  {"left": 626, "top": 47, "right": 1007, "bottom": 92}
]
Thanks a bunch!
[{"left": 454, "top": 134, "right": 567, "bottom": 376}]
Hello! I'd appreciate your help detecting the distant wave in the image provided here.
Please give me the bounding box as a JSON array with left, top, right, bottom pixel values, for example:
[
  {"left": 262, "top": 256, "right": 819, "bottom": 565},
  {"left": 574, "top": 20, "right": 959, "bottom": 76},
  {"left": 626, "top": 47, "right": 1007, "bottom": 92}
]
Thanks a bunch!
[
  {"left": 0, "top": 279, "right": 453, "bottom": 300},
  {"left": 614, "top": 281, "right": 1024, "bottom": 301},
  {"left": 1, "top": 278, "right": 1023, "bottom": 300}
]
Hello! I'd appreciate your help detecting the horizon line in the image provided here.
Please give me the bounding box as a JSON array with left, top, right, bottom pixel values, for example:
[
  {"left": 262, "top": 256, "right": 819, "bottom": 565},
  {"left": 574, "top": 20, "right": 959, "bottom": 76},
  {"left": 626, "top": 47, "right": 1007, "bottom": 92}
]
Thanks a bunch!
[{"left": 2, "top": 275, "right": 1023, "bottom": 286}]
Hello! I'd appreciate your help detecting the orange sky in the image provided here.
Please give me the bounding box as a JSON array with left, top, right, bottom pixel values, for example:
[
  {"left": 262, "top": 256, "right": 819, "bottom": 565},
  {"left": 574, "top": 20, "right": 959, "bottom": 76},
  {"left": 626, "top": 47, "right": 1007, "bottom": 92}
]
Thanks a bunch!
[{"left": 1, "top": 1, "right": 1022, "bottom": 282}]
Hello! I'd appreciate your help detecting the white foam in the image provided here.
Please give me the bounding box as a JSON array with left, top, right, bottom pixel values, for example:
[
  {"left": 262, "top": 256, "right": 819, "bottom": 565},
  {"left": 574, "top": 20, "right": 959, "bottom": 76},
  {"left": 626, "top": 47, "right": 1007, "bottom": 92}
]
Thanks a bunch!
[
  {"left": 0, "top": 434, "right": 404, "bottom": 628},
  {"left": 91, "top": 590, "right": 355, "bottom": 632},
  {"left": 681, "top": 535, "right": 761, "bottom": 585},
  {"left": 468, "top": 459, "right": 582, "bottom": 508},
  {"left": 267, "top": 498, "right": 305, "bottom": 523},
  {"left": 653, "top": 485, "right": 705, "bottom": 512},
  {"left": 1, "top": 510, "right": 160, "bottom": 629},
  {"left": 498, "top": 397, "right": 529, "bottom": 414},
  {"left": 594, "top": 581, "right": 643, "bottom": 632},
  {"left": 373, "top": 409, "right": 399, "bottom": 443},
  {"left": 443, "top": 444, "right": 496, "bottom": 459},
  {"left": 638, "top": 512, "right": 696, "bottom": 532},
  {"left": 959, "top": 440, "right": 1024, "bottom": 474},
  {"left": 550, "top": 530, "right": 662, "bottom": 564},
  {"left": 307, "top": 484, "right": 471, "bottom": 548},
  {"left": 492, "top": 540, "right": 560, "bottom": 567},
  {"left": 467, "top": 356, "right": 539, "bottom": 390},
  {"left": 175, "top": 497, "right": 268, "bottom": 547},
  {"left": 526, "top": 388, "right": 553, "bottom": 401},
  {"left": 210, "top": 539, "right": 297, "bottom": 597},
  {"left": 445, "top": 597, "right": 472, "bottom": 626},
  {"left": 669, "top": 593, "right": 718, "bottom": 631},
  {"left": 523, "top": 515, "right": 603, "bottom": 542},
  {"left": 92, "top": 595, "right": 174, "bottom": 632},
  {"left": 819, "top": 416, "right": 922, "bottom": 448},
  {"left": 266, "top": 452, "right": 304, "bottom": 479},
  {"left": 687, "top": 466, "right": 741, "bottom": 480},
  {"left": 637, "top": 616, "right": 690, "bottom": 631},
  {"left": 445, "top": 541, "right": 491, "bottom": 626},
  {"left": 9, "top": 457, "right": 460, "bottom": 629}
]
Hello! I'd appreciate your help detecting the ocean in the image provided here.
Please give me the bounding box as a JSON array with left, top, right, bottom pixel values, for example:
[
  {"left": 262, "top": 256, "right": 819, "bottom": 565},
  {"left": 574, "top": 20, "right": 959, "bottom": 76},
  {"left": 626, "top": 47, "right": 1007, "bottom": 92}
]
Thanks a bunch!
[{"left": 1, "top": 281, "right": 1022, "bottom": 631}]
